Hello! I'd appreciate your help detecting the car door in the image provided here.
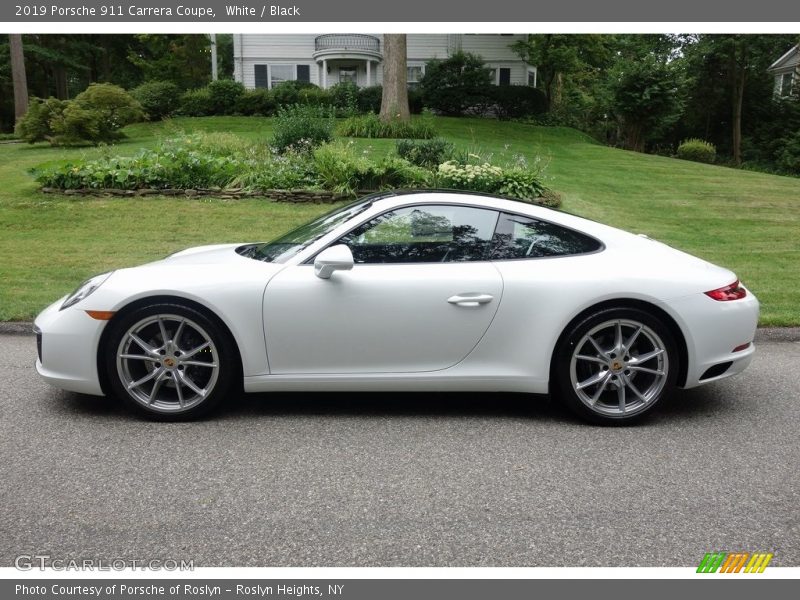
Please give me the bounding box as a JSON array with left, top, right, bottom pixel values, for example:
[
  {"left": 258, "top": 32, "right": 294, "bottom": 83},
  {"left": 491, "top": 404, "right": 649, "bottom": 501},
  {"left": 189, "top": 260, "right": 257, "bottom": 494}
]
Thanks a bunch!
[{"left": 262, "top": 204, "right": 504, "bottom": 374}]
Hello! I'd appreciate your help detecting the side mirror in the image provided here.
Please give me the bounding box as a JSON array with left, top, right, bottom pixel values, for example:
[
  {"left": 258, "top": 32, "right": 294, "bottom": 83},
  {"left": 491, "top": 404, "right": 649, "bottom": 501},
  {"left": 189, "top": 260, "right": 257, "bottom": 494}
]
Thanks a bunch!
[{"left": 314, "top": 245, "right": 354, "bottom": 279}]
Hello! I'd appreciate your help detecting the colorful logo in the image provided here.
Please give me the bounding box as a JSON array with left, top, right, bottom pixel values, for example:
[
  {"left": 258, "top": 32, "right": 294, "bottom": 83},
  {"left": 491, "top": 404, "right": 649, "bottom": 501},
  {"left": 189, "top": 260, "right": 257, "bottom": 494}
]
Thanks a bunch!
[{"left": 697, "top": 552, "right": 773, "bottom": 573}]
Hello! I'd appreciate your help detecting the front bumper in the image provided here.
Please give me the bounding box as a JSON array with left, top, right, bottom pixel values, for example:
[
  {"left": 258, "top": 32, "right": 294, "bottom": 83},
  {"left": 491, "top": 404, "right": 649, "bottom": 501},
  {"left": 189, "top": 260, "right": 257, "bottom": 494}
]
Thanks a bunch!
[{"left": 34, "top": 297, "right": 106, "bottom": 396}]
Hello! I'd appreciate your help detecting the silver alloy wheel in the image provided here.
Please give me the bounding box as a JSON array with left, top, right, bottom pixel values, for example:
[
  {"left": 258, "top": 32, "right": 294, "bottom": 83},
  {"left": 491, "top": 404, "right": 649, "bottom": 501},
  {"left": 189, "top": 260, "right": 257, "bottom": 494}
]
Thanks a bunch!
[
  {"left": 116, "top": 314, "right": 220, "bottom": 413},
  {"left": 569, "top": 318, "right": 669, "bottom": 417}
]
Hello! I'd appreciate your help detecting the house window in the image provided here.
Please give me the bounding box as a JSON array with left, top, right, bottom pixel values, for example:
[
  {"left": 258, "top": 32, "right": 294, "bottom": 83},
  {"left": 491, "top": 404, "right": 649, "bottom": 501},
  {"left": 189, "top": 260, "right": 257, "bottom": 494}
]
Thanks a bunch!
[
  {"left": 270, "top": 64, "right": 294, "bottom": 88},
  {"left": 488, "top": 67, "right": 511, "bottom": 86},
  {"left": 779, "top": 72, "right": 794, "bottom": 97},
  {"left": 339, "top": 67, "right": 357, "bottom": 84},
  {"left": 255, "top": 64, "right": 313, "bottom": 89},
  {"left": 527, "top": 67, "right": 537, "bottom": 88},
  {"left": 407, "top": 66, "right": 424, "bottom": 89}
]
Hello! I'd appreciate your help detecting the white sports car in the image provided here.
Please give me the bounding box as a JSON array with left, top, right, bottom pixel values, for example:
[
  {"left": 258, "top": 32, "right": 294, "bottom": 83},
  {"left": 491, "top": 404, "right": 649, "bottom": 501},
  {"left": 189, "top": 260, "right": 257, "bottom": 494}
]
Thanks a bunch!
[{"left": 34, "top": 190, "right": 759, "bottom": 423}]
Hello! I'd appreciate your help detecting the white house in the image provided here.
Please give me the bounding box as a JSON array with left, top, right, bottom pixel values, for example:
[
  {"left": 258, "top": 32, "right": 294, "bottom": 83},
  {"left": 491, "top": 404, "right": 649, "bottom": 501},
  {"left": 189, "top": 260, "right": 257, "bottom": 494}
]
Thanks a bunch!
[
  {"left": 768, "top": 44, "right": 799, "bottom": 98},
  {"left": 232, "top": 34, "right": 537, "bottom": 90}
]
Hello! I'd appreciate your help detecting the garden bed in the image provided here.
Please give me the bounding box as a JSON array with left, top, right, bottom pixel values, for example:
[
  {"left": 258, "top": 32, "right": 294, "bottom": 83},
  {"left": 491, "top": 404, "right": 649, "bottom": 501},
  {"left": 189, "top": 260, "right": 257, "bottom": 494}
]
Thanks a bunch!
[{"left": 31, "top": 130, "right": 556, "bottom": 206}]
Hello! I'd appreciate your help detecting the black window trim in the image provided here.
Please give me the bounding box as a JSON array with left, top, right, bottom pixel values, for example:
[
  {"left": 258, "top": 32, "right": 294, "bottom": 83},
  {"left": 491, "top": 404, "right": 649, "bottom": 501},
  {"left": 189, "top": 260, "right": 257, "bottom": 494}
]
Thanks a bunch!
[
  {"left": 303, "top": 201, "right": 605, "bottom": 266},
  {"left": 488, "top": 211, "right": 606, "bottom": 262}
]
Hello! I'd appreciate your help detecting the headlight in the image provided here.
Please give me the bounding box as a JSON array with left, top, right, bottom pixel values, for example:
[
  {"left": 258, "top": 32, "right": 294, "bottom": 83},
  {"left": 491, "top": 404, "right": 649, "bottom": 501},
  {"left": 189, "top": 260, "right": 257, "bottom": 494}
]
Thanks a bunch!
[{"left": 60, "top": 272, "right": 112, "bottom": 310}]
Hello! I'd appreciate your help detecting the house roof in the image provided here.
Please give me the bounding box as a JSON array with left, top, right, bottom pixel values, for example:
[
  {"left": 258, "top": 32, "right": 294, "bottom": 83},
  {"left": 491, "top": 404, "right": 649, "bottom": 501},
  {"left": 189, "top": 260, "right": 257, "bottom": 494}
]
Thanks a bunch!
[{"left": 768, "top": 44, "right": 799, "bottom": 72}]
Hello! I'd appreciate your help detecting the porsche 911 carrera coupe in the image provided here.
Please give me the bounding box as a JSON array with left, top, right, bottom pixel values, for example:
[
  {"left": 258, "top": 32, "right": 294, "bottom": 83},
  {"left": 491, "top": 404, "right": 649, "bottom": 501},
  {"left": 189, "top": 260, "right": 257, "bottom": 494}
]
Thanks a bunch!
[{"left": 34, "top": 190, "right": 759, "bottom": 423}]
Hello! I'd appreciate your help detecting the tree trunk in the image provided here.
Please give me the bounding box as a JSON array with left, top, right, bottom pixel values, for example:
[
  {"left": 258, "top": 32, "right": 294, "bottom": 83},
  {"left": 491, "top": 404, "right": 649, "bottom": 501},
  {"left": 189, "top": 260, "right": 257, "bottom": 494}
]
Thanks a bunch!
[
  {"left": 729, "top": 39, "right": 746, "bottom": 167},
  {"left": 9, "top": 34, "right": 29, "bottom": 121},
  {"left": 732, "top": 72, "right": 744, "bottom": 166},
  {"left": 379, "top": 34, "right": 410, "bottom": 122},
  {"left": 53, "top": 66, "right": 68, "bottom": 99}
]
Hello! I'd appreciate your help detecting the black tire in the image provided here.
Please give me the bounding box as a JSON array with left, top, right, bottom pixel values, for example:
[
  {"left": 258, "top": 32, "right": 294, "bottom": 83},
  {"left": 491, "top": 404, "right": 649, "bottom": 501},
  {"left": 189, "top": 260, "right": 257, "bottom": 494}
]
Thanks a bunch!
[
  {"left": 103, "top": 302, "right": 237, "bottom": 421},
  {"left": 552, "top": 307, "right": 678, "bottom": 425}
]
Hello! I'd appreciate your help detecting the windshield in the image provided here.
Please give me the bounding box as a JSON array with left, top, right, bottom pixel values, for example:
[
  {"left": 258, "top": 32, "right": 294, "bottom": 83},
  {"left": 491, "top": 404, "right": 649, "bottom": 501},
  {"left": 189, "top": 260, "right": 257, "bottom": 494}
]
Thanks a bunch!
[{"left": 238, "top": 195, "right": 382, "bottom": 263}]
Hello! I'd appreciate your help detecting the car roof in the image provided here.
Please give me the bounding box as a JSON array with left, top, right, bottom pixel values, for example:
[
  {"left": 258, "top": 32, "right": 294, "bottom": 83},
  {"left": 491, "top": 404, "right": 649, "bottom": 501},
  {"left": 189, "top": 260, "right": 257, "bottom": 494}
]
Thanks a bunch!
[{"left": 359, "top": 189, "right": 643, "bottom": 249}]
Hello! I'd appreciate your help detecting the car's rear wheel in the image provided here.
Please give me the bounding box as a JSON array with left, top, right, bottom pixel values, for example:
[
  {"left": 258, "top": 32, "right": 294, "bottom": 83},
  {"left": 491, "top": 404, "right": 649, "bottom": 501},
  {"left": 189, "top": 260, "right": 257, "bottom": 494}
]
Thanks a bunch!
[
  {"left": 553, "top": 307, "right": 678, "bottom": 424},
  {"left": 104, "top": 303, "right": 235, "bottom": 420}
]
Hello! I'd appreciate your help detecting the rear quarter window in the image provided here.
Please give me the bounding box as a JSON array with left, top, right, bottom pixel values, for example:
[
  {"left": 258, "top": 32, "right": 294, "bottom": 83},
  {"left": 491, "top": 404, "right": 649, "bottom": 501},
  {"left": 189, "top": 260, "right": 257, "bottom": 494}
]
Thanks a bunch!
[{"left": 491, "top": 213, "right": 603, "bottom": 259}]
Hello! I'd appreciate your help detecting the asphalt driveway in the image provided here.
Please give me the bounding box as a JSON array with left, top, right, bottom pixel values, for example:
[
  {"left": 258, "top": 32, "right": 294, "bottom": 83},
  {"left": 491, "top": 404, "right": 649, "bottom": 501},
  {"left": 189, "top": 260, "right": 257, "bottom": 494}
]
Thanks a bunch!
[{"left": 0, "top": 332, "right": 797, "bottom": 567}]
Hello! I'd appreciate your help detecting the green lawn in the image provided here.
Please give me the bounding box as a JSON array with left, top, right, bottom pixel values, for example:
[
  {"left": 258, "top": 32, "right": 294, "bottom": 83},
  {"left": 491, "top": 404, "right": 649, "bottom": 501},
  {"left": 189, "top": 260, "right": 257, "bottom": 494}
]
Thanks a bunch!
[{"left": 1, "top": 116, "right": 798, "bottom": 325}]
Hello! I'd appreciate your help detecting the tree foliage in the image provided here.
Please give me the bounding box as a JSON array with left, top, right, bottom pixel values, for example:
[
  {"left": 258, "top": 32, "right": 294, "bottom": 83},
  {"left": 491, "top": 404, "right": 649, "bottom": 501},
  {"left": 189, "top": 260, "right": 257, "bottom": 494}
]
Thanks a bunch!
[{"left": 420, "top": 52, "right": 493, "bottom": 116}]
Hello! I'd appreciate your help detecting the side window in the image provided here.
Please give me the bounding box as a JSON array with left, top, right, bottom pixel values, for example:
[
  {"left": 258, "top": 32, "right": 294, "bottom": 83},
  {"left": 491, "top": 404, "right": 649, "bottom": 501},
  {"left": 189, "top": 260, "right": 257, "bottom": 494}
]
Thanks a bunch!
[
  {"left": 338, "top": 205, "right": 499, "bottom": 264},
  {"left": 491, "top": 213, "right": 602, "bottom": 259}
]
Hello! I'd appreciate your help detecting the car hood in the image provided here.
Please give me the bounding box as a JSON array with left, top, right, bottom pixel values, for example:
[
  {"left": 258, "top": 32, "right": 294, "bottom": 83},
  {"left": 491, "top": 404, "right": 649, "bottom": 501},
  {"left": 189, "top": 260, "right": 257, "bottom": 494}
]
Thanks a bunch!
[{"left": 160, "top": 243, "right": 253, "bottom": 265}]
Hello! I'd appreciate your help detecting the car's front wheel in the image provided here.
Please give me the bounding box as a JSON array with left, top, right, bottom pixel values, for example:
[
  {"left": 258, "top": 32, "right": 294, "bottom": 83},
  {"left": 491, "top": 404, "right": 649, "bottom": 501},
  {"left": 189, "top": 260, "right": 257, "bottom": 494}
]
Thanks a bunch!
[
  {"left": 103, "top": 303, "right": 236, "bottom": 420},
  {"left": 553, "top": 307, "right": 678, "bottom": 424}
]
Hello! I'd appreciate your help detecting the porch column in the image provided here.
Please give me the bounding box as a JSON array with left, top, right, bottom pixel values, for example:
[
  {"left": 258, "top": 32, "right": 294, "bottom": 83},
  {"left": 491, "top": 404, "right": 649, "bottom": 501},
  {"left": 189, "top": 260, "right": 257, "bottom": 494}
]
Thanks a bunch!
[
  {"left": 322, "top": 59, "right": 327, "bottom": 89},
  {"left": 366, "top": 60, "right": 371, "bottom": 87}
]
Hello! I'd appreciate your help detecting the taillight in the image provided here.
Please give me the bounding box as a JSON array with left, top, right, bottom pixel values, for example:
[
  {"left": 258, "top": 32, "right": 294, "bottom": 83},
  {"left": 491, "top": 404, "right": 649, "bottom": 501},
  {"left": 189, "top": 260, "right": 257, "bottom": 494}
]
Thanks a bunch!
[{"left": 705, "top": 280, "right": 747, "bottom": 301}]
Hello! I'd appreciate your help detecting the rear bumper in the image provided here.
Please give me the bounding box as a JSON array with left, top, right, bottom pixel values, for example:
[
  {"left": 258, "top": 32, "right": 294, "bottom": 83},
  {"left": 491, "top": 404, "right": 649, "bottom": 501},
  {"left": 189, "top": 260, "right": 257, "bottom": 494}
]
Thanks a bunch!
[
  {"left": 34, "top": 297, "right": 106, "bottom": 396},
  {"left": 666, "top": 290, "right": 759, "bottom": 389}
]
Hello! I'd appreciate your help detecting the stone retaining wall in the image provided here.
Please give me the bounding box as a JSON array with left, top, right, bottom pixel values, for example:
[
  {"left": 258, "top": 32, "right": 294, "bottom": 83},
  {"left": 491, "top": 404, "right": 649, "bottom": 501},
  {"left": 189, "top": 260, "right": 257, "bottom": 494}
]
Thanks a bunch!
[
  {"left": 39, "top": 187, "right": 562, "bottom": 207},
  {"left": 40, "top": 187, "right": 355, "bottom": 203}
]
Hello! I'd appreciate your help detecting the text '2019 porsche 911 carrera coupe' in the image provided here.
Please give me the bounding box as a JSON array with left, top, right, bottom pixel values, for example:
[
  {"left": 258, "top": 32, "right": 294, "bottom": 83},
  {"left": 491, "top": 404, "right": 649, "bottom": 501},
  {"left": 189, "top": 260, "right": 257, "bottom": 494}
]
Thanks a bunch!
[{"left": 34, "top": 190, "right": 759, "bottom": 423}]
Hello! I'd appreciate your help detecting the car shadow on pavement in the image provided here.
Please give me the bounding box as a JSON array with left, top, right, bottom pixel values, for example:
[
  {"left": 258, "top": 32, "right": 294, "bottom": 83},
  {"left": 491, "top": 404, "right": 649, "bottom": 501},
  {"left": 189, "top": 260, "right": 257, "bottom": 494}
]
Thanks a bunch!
[{"left": 54, "top": 386, "right": 726, "bottom": 426}]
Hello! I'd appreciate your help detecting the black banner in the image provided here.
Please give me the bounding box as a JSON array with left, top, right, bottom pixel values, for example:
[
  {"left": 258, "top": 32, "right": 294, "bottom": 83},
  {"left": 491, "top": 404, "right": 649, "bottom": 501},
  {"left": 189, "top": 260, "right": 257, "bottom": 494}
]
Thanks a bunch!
[{"left": 4, "top": 0, "right": 800, "bottom": 23}]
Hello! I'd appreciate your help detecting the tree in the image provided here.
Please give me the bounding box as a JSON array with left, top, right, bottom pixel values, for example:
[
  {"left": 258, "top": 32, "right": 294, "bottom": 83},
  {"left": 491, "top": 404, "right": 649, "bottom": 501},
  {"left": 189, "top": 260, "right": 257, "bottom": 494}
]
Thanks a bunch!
[
  {"left": 512, "top": 34, "right": 613, "bottom": 111},
  {"left": 9, "top": 34, "right": 28, "bottom": 120},
  {"left": 682, "top": 35, "right": 793, "bottom": 165},
  {"left": 608, "top": 57, "right": 684, "bottom": 152},
  {"left": 379, "top": 34, "right": 410, "bottom": 122},
  {"left": 128, "top": 34, "right": 212, "bottom": 90}
]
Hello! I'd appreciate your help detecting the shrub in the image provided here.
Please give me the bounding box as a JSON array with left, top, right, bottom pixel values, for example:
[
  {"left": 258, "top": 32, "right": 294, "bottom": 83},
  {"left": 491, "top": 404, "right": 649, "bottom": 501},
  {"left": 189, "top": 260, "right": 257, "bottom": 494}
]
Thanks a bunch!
[
  {"left": 271, "top": 104, "right": 335, "bottom": 153},
  {"left": 49, "top": 104, "right": 103, "bottom": 146},
  {"left": 408, "top": 88, "right": 425, "bottom": 114},
  {"left": 396, "top": 138, "right": 454, "bottom": 168},
  {"left": 328, "top": 82, "right": 359, "bottom": 116},
  {"left": 179, "top": 88, "right": 214, "bottom": 116},
  {"left": 207, "top": 79, "right": 246, "bottom": 115},
  {"left": 436, "top": 161, "right": 504, "bottom": 193},
  {"left": 489, "top": 85, "right": 548, "bottom": 119},
  {"left": 313, "top": 141, "right": 428, "bottom": 196},
  {"left": 357, "top": 86, "right": 383, "bottom": 114},
  {"left": 32, "top": 133, "right": 317, "bottom": 191},
  {"left": 677, "top": 138, "right": 717, "bottom": 164},
  {"left": 71, "top": 83, "right": 142, "bottom": 139},
  {"left": 496, "top": 168, "right": 548, "bottom": 200},
  {"left": 435, "top": 160, "right": 548, "bottom": 202},
  {"left": 271, "top": 80, "right": 317, "bottom": 106},
  {"left": 420, "top": 52, "right": 493, "bottom": 116},
  {"left": 15, "top": 97, "right": 68, "bottom": 143},
  {"left": 297, "top": 86, "right": 333, "bottom": 108},
  {"left": 36, "top": 83, "right": 142, "bottom": 145},
  {"left": 131, "top": 81, "right": 181, "bottom": 120},
  {"left": 235, "top": 89, "right": 276, "bottom": 116},
  {"left": 776, "top": 131, "right": 800, "bottom": 175},
  {"left": 338, "top": 112, "right": 436, "bottom": 139}
]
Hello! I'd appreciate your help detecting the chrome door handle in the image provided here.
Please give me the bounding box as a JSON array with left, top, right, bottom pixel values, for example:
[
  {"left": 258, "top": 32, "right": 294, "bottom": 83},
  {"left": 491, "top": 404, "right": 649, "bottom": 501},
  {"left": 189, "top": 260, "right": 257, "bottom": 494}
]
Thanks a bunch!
[{"left": 447, "top": 293, "right": 494, "bottom": 307}]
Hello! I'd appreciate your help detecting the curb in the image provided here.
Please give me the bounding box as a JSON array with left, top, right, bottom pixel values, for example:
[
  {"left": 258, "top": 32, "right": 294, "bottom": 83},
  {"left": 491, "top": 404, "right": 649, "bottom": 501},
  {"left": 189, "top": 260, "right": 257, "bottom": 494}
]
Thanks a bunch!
[
  {"left": 2, "top": 320, "right": 799, "bottom": 342},
  {"left": 0, "top": 322, "right": 36, "bottom": 336}
]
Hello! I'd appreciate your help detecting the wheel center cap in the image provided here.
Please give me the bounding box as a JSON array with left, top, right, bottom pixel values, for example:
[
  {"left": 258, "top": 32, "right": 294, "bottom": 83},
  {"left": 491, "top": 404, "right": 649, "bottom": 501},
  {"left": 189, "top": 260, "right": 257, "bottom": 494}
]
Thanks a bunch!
[
  {"left": 610, "top": 360, "right": 623, "bottom": 372},
  {"left": 163, "top": 357, "right": 176, "bottom": 368}
]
